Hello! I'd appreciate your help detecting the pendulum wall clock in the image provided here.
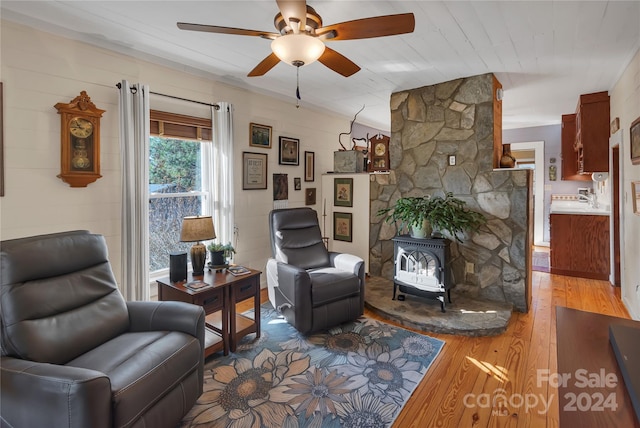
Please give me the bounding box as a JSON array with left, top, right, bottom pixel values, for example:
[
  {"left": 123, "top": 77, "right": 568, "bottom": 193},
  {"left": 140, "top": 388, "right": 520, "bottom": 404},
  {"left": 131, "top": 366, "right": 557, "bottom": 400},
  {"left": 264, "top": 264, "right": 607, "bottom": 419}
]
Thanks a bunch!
[{"left": 54, "top": 91, "right": 105, "bottom": 187}]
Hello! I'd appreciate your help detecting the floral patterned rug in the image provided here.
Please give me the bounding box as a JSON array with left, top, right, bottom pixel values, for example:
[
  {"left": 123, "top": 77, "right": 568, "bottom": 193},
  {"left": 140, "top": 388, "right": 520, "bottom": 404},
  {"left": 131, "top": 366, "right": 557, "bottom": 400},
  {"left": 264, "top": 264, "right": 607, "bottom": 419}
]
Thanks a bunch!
[{"left": 181, "top": 305, "right": 445, "bottom": 428}]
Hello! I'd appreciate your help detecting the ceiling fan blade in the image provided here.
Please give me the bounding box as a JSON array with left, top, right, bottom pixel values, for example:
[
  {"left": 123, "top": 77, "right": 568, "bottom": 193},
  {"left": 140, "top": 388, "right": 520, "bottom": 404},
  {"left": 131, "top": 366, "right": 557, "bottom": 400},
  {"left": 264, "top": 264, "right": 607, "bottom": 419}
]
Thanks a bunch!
[
  {"left": 318, "top": 13, "right": 415, "bottom": 41},
  {"left": 276, "top": 0, "right": 307, "bottom": 31},
  {"left": 177, "top": 22, "right": 278, "bottom": 39},
  {"left": 248, "top": 53, "right": 281, "bottom": 77},
  {"left": 318, "top": 47, "right": 361, "bottom": 77}
]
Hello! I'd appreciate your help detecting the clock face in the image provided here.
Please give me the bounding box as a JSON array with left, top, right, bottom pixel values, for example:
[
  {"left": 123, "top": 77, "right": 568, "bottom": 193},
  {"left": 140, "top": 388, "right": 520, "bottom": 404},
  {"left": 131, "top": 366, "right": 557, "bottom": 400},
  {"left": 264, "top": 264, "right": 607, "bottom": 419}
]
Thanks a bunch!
[
  {"left": 375, "top": 142, "right": 386, "bottom": 156},
  {"left": 69, "top": 117, "right": 93, "bottom": 138}
]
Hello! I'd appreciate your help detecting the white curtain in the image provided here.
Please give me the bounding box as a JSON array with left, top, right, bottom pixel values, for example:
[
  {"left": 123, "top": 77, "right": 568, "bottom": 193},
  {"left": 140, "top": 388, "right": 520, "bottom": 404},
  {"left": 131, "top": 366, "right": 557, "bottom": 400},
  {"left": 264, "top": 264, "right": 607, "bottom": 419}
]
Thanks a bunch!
[
  {"left": 202, "top": 102, "right": 234, "bottom": 249},
  {"left": 118, "top": 80, "right": 150, "bottom": 301}
]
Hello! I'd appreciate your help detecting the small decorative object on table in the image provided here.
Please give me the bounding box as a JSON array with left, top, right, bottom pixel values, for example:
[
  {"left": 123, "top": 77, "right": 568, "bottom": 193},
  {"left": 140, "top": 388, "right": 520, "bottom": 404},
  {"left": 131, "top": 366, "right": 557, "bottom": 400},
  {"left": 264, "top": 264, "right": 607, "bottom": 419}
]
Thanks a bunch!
[
  {"left": 207, "top": 241, "right": 235, "bottom": 271},
  {"left": 180, "top": 216, "right": 216, "bottom": 276},
  {"left": 228, "top": 266, "right": 250, "bottom": 276}
]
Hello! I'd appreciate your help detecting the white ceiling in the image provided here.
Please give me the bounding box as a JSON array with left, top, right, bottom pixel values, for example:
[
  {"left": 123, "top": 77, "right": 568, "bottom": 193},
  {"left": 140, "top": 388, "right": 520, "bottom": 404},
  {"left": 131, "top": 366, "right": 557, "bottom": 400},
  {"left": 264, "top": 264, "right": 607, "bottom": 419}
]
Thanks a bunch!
[{"left": 2, "top": 1, "right": 639, "bottom": 130}]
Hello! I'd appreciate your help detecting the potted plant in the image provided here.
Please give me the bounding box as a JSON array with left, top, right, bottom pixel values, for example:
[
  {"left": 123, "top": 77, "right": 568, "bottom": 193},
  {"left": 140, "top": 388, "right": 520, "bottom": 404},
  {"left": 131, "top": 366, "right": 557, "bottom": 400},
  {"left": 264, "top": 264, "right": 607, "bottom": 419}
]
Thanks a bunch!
[
  {"left": 377, "top": 192, "right": 486, "bottom": 241},
  {"left": 377, "top": 196, "right": 433, "bottom": 238},
  {"left": 426, "top": 192, "right": 486, "bottom": 242},
  {"left": 207, "top": 241, "right": 235, "bottom": 266}
]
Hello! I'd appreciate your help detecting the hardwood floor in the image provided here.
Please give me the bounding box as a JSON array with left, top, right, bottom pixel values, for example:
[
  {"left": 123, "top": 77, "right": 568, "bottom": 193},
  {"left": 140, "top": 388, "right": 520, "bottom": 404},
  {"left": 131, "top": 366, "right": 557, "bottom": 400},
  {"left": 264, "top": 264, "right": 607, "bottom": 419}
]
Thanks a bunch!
[{"left": 243, "top": 271, "right": 631, "bottom": 428}]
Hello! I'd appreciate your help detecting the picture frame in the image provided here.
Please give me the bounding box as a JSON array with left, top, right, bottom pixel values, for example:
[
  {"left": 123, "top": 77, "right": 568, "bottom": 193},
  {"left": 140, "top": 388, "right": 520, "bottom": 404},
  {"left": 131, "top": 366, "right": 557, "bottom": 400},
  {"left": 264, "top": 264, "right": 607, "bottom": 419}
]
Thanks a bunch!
[
  {"left": 632, "top": 181, "right": 640, "bottom": 215},
  {"left": 249, "top": 122, "right": 272, "bottom": 148},
  {"left": 334, "top": 177, "right": 353, "bottom": 207},
  {"left": 273, "top": 173, "right": 288, "bottom": 200},
  {"left": 333, "top": 212, "right": 353, "bottom": 242},
  {"left": 305, "top": 188, "right": 316, "bottom": 205},
  {"left": 304, "top": 151, "right": 315, "bottom": 182},
  {"left": 631, "top": 116, "right": 640, "bottom": 165},
  {"left": 242, "top": 152, "right": 268, "bottom": 190},
  {"left": 294, "top": 177, "right": 301, "bottom": 190},
  {"left": 279, "top": 136, "right": 299, "bottom": 165}
]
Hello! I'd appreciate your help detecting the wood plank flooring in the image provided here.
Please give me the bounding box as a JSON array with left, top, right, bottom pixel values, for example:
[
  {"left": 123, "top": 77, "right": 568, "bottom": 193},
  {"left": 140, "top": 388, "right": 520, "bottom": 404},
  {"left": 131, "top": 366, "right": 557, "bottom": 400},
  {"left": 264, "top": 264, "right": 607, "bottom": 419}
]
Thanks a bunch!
[{"left": 241, "top": 271, "right": 631, "bottom": 428}]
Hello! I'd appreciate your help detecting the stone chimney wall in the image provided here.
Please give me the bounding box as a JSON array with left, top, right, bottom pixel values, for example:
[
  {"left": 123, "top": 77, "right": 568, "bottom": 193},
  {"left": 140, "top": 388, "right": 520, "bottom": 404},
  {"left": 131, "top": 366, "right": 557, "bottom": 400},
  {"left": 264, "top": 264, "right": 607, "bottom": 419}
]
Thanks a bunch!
[{"left": 369, "top": 73, "right": 531, "bottom": 312}]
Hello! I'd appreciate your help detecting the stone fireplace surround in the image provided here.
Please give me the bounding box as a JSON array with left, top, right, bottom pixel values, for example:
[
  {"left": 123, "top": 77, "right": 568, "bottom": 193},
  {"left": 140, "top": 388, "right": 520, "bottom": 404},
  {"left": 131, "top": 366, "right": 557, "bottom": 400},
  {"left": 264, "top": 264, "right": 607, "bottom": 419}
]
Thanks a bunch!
[{"left": 368, "top": 73, "right": 532, "bottom": 329}]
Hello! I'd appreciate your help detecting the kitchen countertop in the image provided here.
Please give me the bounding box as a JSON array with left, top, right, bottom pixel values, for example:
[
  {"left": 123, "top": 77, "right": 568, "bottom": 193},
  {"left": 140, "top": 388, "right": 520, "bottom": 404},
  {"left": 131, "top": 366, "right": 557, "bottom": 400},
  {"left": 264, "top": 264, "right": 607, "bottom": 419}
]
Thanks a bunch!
[{"left": 550, "top": 200, "right": 610, "bottom": 216}]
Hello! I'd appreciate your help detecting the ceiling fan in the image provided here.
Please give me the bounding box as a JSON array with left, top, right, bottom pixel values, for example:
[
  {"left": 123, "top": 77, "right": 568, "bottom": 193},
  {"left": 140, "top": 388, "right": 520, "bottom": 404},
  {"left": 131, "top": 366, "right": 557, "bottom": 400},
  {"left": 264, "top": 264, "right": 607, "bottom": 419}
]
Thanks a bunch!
[{"left": 177, "top": 0, "right": 415, "bottom": 78}]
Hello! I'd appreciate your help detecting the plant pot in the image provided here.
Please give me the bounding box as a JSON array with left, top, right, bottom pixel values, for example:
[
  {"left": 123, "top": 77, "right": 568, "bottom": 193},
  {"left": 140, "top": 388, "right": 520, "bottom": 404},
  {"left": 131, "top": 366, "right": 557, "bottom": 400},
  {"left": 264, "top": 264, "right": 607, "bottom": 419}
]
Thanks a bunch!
[
  {"left": 209, "top": 250, "right": 226, "bottom": 266},
  {"left": 410, "top": 219, "right": 432, "bottom": 239}
]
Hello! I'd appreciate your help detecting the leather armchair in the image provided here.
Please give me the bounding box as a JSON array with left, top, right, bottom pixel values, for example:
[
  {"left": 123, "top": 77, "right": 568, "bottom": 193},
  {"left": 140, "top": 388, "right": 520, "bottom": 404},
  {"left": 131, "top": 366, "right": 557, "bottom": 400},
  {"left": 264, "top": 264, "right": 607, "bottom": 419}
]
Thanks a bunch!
[
  {"left": 0, "top": 231, "right": 205, "bottom": 428},
  {"left": 266, "top": 208, "right": 365, "bottom": 334}
]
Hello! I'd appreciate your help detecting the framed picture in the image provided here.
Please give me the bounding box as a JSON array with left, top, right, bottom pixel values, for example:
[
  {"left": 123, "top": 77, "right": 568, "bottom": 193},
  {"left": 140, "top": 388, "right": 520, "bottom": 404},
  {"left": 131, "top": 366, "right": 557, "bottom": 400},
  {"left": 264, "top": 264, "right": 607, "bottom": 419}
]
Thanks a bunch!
[
  {"left": 242, "top": 152, "right": 268, "bottom": 190},
  {"left": 294, "top": 177, "right": 301, "bottom": 190},
  {"left": 632, "top": 181, "right": 640, "bottom": 215},
  {"left": 304, "top": 151, "right": 315, "bottom": 182},
  {"left": 334, "top": 177, "right": 353, "bottom": 207},
  {"left": 631, "top": 116, "right": 640, "bottom": 165},
  {"left": 249, "top": 122, "right": 272, "bottom": 148},
  {"left": 279, "top": 136, "right": 299, "bottom": 165},
  {"left": 333, "top": 212, "right": 352, "bottom": 242},
  {"left": 273, "top": 173, "right": 288, "bottom": 200},
  {"left": 305, "top": 188, "right": 316, "bottom": 205}
]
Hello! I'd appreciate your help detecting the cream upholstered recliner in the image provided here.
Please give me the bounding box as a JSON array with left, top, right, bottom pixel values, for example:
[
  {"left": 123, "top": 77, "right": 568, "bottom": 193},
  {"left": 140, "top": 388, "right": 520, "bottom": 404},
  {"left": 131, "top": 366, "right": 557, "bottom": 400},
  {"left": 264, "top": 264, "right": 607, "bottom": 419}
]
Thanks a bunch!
[
  {"left": 0, "top": 230, "right": 205, "bottom": 428},
  {"left": 266, "top": 207, "right": 365, "bottom": 334}
]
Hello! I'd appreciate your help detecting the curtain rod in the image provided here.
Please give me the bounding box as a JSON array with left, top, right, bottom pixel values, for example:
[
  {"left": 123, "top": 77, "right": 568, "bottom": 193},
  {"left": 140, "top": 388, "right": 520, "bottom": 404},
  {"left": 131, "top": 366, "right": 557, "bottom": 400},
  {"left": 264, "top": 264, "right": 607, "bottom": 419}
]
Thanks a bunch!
[{"left": 115, "top": 83, "right": 220, "bottom": 110}]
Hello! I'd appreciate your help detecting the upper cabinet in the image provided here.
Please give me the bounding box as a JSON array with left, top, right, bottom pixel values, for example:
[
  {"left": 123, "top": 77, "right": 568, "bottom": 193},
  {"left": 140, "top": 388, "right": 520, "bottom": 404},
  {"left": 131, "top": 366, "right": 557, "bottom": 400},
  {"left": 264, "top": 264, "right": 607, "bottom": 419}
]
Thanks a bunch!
[
  {"left": 561, "top": 91, "right": 610, "bottom": 180},
  {"left": 575, "top": 91, "right": 610, "bottom": 173},
  {"left": 561, "top": 114, "right": 590, "bottom": 181}
]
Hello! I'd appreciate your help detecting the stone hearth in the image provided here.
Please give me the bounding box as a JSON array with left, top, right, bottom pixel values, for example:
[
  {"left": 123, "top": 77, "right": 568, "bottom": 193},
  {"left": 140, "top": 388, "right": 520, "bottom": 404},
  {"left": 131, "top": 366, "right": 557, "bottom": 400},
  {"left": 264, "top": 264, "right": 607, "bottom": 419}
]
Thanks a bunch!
[{"left": 365, "top": 276, "right": 513, "bottom": 336}]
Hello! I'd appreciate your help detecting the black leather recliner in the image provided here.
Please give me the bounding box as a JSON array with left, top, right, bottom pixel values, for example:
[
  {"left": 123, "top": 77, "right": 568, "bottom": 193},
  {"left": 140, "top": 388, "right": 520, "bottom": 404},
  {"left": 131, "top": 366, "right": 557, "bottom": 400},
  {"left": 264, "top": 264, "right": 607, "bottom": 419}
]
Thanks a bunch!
[
  {"left": 0, "top": 230, "right": 205, "bottom": 428},
  {"left": 266, "top": 208, "right": 365, "bottom": 334}
]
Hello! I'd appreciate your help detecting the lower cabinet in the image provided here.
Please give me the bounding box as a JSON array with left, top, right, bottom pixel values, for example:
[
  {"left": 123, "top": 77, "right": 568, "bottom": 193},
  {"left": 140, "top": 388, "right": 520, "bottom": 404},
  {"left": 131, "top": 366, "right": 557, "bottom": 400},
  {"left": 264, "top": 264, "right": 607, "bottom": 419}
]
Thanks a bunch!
[{"left": 550, "top": 214, "right": 610, "bottom": 280}]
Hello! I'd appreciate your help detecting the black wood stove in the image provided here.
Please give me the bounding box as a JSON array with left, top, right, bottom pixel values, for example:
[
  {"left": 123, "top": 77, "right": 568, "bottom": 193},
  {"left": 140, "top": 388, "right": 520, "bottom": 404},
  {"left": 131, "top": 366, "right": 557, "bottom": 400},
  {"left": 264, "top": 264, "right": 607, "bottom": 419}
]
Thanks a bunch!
[{"left": 392, "top": 235, "right": 452, "bottom": 312}]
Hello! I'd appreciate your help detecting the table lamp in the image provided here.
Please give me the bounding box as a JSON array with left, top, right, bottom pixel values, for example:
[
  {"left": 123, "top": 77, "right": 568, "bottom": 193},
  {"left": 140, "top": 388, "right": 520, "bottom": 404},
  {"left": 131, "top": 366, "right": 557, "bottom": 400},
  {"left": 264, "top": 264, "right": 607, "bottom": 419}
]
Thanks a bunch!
[{"left": 180, "top": 216, "right": 215, "bottom": 276}]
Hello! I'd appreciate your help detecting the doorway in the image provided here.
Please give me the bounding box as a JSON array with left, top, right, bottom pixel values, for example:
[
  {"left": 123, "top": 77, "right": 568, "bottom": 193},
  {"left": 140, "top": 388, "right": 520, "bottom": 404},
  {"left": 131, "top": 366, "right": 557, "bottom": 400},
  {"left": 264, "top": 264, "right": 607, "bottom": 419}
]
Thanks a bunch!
[{"left": 510, "top": 141, "right": 546, "bottom": 246}]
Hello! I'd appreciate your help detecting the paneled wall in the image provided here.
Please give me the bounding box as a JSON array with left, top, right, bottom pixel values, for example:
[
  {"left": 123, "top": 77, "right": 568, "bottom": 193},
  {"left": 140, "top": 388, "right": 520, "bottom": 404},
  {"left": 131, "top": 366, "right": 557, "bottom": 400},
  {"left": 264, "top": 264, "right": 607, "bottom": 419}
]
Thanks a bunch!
[{"left": 0, "top": 21, "right": 350, "bottom": 288}]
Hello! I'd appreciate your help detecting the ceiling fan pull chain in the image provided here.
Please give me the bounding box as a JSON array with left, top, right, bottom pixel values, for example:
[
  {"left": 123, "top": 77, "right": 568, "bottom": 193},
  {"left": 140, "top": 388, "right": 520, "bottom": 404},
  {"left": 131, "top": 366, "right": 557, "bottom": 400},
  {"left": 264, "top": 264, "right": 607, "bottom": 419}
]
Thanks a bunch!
[{"left": 295, "top": 66, "right": 301, "bottom": 108}]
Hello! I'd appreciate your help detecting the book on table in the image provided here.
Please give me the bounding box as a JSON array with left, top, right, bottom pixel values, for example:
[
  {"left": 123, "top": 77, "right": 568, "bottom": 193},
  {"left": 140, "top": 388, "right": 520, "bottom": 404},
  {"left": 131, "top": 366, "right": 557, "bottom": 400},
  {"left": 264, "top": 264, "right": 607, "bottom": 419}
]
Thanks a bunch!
[
  {"left": 228, "top": 266, "right": 250, "bottom": 276},
  {"left": 185, "top": 280, "right": 209, "bottom": 290}
]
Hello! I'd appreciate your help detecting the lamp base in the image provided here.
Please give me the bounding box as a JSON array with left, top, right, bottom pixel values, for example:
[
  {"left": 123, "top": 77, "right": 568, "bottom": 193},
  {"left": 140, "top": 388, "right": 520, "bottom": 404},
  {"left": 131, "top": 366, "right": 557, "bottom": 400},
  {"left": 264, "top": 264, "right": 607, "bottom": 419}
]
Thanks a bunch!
[{"left": 190, "top": 242, "right": 206, "bottom": 276}]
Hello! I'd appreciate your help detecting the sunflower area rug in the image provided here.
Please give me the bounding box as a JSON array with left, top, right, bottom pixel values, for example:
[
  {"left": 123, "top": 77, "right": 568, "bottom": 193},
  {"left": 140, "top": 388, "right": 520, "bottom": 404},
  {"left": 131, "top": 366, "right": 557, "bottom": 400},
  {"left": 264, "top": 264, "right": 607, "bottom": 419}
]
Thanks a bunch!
[{"left": 180, "top": 305, "right": 444, "bottom": 428}]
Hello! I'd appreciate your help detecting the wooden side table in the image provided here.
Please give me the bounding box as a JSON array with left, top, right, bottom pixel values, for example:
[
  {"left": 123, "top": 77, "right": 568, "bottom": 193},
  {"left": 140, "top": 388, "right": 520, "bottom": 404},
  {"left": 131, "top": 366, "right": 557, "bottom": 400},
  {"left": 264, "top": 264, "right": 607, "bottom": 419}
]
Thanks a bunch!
[
  {"left": 227, "top": 270, "right": 261, "bottom": 352},
  {"left": 157, "top": 267, "right": 261, "bottom": 357}
]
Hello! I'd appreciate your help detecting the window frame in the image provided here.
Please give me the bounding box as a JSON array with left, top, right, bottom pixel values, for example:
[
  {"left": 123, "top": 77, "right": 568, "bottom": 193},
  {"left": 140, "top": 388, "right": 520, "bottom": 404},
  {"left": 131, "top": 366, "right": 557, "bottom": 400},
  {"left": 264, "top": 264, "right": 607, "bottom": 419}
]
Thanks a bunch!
[{"left": 148, "top": 110, "right": 214, "bottom": 284}]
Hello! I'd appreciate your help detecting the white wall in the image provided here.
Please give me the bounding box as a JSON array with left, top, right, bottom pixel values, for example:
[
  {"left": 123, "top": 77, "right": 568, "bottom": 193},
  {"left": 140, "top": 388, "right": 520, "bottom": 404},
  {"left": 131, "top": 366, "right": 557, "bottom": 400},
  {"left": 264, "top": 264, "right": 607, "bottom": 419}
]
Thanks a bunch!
[
  {"left": 504, "top": 125, "right": 589, "bottom": 243},
  {"left": 610, "top": 48, "right": 640, "bottom": 319},
  {"left": 0, "top": 21, "right": 350, "bottom": 288}
]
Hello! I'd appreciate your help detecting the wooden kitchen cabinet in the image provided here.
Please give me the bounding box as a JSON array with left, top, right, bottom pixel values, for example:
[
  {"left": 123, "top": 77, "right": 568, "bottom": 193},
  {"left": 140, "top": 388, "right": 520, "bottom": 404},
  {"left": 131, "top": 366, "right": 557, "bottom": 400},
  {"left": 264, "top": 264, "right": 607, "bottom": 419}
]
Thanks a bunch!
[
  {"left": 550, "top": 213, "right": 610, "bottom": 280},
  {"left": 574, "top": 91, "right": 610, "bottom": 173},
  {"left": 561, "top": 114, "right": 590, "bottom": 181}
]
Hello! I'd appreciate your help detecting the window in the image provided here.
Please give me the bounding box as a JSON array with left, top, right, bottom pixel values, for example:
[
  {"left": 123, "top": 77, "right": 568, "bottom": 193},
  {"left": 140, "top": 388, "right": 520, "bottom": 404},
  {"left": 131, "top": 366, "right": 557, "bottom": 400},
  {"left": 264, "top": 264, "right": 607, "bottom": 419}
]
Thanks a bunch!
[{"left": 148, "top": 111, "right": 212, "bottom": 274}]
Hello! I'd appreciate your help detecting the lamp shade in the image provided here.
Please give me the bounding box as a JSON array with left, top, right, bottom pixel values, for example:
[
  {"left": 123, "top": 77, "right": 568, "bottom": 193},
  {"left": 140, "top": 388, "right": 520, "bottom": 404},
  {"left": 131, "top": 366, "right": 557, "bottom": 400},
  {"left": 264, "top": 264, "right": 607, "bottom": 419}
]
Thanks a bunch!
[
  {"left": 180, "top": 216, "right": 216, "bottom": 242},
  {"left": 271, "top": 34, "right": 325, "bottom": 66}
]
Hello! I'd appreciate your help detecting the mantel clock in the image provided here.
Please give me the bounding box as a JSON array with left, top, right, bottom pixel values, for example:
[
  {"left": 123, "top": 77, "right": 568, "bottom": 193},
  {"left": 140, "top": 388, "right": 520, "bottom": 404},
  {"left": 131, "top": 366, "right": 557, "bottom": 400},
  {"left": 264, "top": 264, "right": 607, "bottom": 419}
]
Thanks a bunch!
[
  {"left": 369, "top": 134, "right": 390, "bottom": 171},
  {"left": 54, "top": 91, "right": 105, "bottom": 187}
]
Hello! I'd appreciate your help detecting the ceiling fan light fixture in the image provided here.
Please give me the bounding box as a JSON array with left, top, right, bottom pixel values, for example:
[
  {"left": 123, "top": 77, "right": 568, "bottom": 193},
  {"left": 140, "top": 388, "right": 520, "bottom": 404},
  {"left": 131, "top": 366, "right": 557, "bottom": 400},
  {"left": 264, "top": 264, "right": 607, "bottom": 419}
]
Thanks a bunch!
[{"left": 271, "top": 33, "right": 325, "bottom": 67}]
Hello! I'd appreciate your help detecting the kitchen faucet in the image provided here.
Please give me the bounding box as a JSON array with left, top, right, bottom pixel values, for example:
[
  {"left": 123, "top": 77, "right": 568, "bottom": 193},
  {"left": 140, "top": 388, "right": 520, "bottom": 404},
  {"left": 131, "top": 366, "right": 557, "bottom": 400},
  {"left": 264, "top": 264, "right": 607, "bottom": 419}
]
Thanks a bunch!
[{"left": 578, "top": 193, "right": 599, "bottom": 208}]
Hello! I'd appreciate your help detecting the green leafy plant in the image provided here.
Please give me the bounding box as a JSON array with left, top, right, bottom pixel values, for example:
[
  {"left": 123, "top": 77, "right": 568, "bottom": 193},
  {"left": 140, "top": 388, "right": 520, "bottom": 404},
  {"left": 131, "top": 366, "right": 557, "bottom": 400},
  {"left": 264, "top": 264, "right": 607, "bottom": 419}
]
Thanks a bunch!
[
  {"left": 377, "top": 192, "right": 486, "bottom": 242},
  {"left": 207, "top": 241, "right": 235, "bottom": 255},
  {"left": 426, "top": 192, "right": 486, "bottom": 241},
  {"left": 377, "top": 196, "right": 432, "bottom": 231},
  {"left": 207, "top": 242, "right": 236, "bottom": 265}
]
